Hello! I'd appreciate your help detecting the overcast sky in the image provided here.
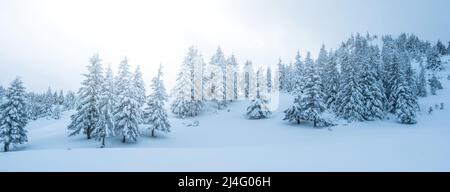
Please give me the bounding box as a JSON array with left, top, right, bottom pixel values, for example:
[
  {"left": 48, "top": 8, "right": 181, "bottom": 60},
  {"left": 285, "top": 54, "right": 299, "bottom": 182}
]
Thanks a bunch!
[{"left": 1, "top": 0, "right": 449, "bottom": 92}]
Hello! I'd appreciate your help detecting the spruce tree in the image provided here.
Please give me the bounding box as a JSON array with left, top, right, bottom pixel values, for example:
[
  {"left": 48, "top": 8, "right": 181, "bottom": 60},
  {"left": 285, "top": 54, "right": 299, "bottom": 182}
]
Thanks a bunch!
[
  {"left": 388, "top": 54, "right": 419, "bottom": 124},
  {"left": 322, "top": 50, "right": 340, "bottom": 111},
  {"left": 227, "top": 55, "right": 240, "bottom": 101},
  {"left": 133, "top": 65, "right": 146, "bottom": 106},
  {"left": 360, "top": 42, "right": 386, "bottom": 121},
  {"left": 297, "top": 53, "right": 328, "bottom": 127},
  {"left": 417, "top": 63, "right": 427, "bottom": 97},
  {"left": 68, "top": 54, "right": 103, "bottom": 139},
  {"left": 246, "top": 69, "right": 271, "bottom": 119},
  {"left": 335, "top": 42, "right": 365, "bottom": 122},
  {"left": 93, "top": 65, "right": 116, "bottom": 147},
  {"left": 436, "top": 40, "right": 446, "bottom": 55},
  {"left": 426, "top": 46, "right": 443, "bottom": 71},
  {"left": 171, "top": 47, "right": 204, "bottom": 118},
  {"left": 292, "top": 51, "right": 304, "bottom": 94},
  {"left": 0, "top": 77, "right": 28, "bottom": 152},
  {"left": 114, "top": 58, "right": 143, "bottom": 143},
  {"left": 144, "top": 65, "right": 170, "bottom": 137},
  {"left": 266, "top": 66, "right": 272, "bottom": 93},
  {"left": 429, "top": 74, "right": 443, "bottom": 95},
  {"left": 243, "top": 60, "right": 254, "bottom": 99}
]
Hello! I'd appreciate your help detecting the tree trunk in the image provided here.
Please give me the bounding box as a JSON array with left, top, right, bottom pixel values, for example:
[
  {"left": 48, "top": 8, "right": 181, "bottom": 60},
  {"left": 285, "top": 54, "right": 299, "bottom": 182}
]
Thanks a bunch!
[
  {"left": 122, "top": 136, "right": 126, "bottom": 143},
  {"left": 101, "top": 136, "right": 105, "bottom": 148},
  {"left": 3, "top": 143, "right": 8, "bottom": 152},
  {"left": 86, "top": 127, "right": 91, "bottom": 140},
  {"left": 151, "top": 129, "right": 155, "bottom": 137},
  {"left": 297, "top": 119, "right": 300, "bottom": 124}
]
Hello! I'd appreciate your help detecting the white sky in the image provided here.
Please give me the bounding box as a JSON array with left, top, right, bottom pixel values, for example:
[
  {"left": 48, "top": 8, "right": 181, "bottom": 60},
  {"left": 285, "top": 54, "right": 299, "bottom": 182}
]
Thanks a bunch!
[{"left": 1, "top": 0, "right": 449, "bottom": 92}]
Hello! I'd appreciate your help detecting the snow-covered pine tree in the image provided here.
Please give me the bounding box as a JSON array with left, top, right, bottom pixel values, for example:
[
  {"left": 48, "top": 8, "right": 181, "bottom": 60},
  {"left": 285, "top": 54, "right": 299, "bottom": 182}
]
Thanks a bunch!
[
  {"left": 284, "top": 52, "right": 332, "bottom": 127},
  {"left": 283, "top": 95, "right": 303, "bottom": 124},
  {"left": 436, "top": 40, "right": 447, "bottom": 55},
  {"left": 322, "top": 50, "right": 340, "bottom": 111},
  {"left": 144, "top": 64, "right": 170, "bottom": 137},
  {"left": 266, "top": 66, "right": 272, "bottom": 93},
  {"left": 284, "top": 62, "right": 295, "bottom": 93},
  {"left": 51, "top": 105, "right": 62, "bottom": 120},
  {"left": 335, "top": 41, "right": 365, "bottom": 122},
  {"left": 93, "top": 65, "right": 116, "bottom": 147},
  {"left": 171, "top": 47, "right": 204, "bottom": 118},
  {"left": 57, "top": 90, "right": 64, "bottom": 105},
  {"left": 0, "top": 77, "right": 28, "bottom": 152},
  {"left": 68, "top": 54, "right": 103, "bottom": 139},
  {"left": 210, "top": 47, "right": 228, "bottom": 102},
  {"left": 389, "top": 59, "right": 419, "bottom": 124},
  {"left": 43, "top": 87, "right": 54, "bottom": 117},
  {"left": 246, "top": 68, "right": 271, "bottom": 119},
  {"left": 388, "top": 53, "right": 419, "bottom": 124},
  {"left": 381, "top": 35, "right": 398, "bottom": 100},
  {"left": 426, "top": 46, "right": 443, "bottom": 71},
  {"left": 360, "top": 41, "right": 386, "bottom": 121},
  {"left": 133, "top": 65, "right": 146, "bottom": 106},
  {"left": 292, "top": 51, "right": 304, "bottom": 94},
  {"left": 315, "top": 44, "right": 328, "bottom": 86},
  {"left": 417, "top": 62, "right": 427, "bottom": 97},
  {"left": 227, "top": 54, "right": 240, "bottom": 101},
  {"left": 206, "top": 63, "right": 226, "bottom": 109},
  {"left": 64, "top": 91, "right": 77, "bottom": 110},
  {"left": 243, "top": 60, "right": 255, "bottom": 99},
  {"left": 277, "top": 59, "right": 286, "bottom": 91},
  {"left": 114, "top": 57, "right": 143, "bottom": 143},
  {"left": 429, "top": 74, "right": 443, "bottom": 95}
]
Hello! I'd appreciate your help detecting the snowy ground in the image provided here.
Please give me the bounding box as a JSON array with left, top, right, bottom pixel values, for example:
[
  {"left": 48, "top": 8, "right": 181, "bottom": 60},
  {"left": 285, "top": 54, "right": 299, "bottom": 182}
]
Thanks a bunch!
[{"left": 1, "top": 59, "right": 450, "bottom": 172}]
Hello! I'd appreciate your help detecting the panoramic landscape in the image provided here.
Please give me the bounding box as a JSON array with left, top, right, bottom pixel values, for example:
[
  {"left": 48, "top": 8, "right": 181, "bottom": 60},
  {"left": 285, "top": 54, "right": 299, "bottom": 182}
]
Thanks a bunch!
[{"left": 0, "top": 0, "right": 449, "bottom": 171}]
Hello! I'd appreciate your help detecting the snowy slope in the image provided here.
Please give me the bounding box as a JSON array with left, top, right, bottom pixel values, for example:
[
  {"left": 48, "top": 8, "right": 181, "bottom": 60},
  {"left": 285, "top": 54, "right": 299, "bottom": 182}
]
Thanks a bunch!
[{"left": 0, "top": 57, "right": 449, "bottom": 171}]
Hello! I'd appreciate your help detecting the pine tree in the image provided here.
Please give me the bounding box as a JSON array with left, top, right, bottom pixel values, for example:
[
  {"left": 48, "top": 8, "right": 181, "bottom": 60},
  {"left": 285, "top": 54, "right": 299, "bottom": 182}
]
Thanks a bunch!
[
  {"left": 246, "top": 69, "right": 271, "bottom": 119},
  {"left": 68, "top": 54, "right": 103, "bottom": 139},
  {"left": 171, "top": 47, "right": 204, "bottom": 118},
  {"left": 243, "top": 60, "right": 255, "bottom": 99},
  {"left": 133, "top": 66, "right": 146, "bottom": 106},
  {"left": 64, "top": 91, "right": 77, "bottom": 110},
  {"left": 283, "top": 96, "right": 303, "bottom": 124},
  {"left": 43, "top": 87, "right": 54, "bottom": 117},
  {"left": 93, "top": 65, "right": 116, "bottom": 147},
  {"left": 0, "top": 77, "right": 28, "bottom": 152},
  {"left": 58, "top": 90, "right": 65, "bottom": 105},
  {"left": 426, "top": 46, "right": 443, "bottom": 71},
  {"left": 388, "top": 53, "right": 419, "bottom": 124},
  {"left": 359, "top": 38, "right": 386, "bottom": 121},
  {"left": 336, "top": 42, "right": 365, "bottom": 122},
  {"left": 322, "top": 50, "right": 340, "bottom": 111},
  {"left": 206, "top": 64, "right": 226, "bottom": 109},
  {"left": 381, "top": 35, "right": 398, "bottom": 100},
  {"left": 429, "top": 74, "right": 443, "bottom": 95},
  {"left": 316, "top": 44, "right": 328, "bottom": 85},
  {"left": 292, "top": 51, "right": 305, "bottom": 94},
  {"left": 227, "top": 55, "right": 240, "bottom": 101},
  {"left": 144, "top": 65, "right": 170, "bottom": 137},
  {"left": 266, "top": 66, "right": 272, "bottom": 93},
  {"left": 436, "top": 40, "right": 446, "bottom": 55},
  {"left": 417, "top": 63, "right": 427, "bottom": 97},
  {"left": 277, "top": 59, "right": 286, "bottom": 91},
  {"left": 298, "top": 53, "right": 329, "bottom": 126},
  {"left": 51, "top": 105, "right": 62, "bottom": 119},
  {"left": 390, "top": 68, "right": 419, "bottom": 124},
  {"left": 210, "top": 47, "right": 228, "bottom": 101},
  {"left": 114, "top": 57, "right": 143, "bottom": 143}
]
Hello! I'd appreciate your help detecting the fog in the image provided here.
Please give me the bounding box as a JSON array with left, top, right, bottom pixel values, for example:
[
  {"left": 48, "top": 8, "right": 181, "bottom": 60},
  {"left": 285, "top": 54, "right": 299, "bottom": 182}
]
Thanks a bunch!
[{"left": 1, "top": 0, "right": 449, "bottom": 92}]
